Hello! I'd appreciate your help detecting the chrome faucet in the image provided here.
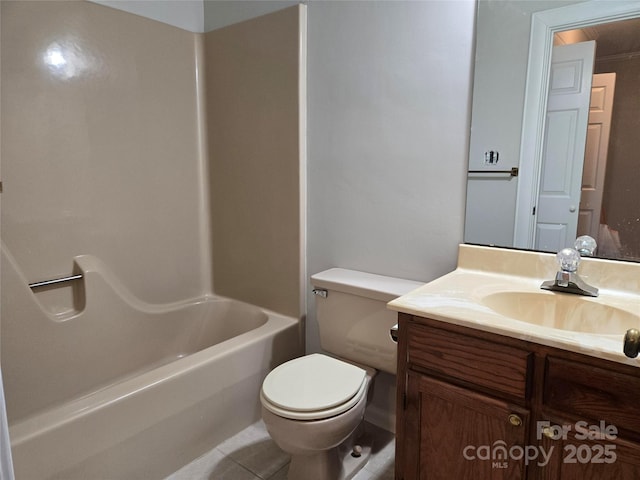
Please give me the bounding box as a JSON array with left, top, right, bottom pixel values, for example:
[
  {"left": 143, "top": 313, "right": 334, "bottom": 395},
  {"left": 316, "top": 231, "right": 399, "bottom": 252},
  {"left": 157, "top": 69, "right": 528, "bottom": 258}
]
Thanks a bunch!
[{"left": 540, "top": 237, "right": 599, "bottom": 297}]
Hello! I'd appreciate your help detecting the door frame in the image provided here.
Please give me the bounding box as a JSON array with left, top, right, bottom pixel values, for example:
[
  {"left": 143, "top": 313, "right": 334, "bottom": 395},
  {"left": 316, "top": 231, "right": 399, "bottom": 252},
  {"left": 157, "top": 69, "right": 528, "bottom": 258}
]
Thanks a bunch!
[{"left": 513, "top": 1, "right": 640, "bottom": 249}]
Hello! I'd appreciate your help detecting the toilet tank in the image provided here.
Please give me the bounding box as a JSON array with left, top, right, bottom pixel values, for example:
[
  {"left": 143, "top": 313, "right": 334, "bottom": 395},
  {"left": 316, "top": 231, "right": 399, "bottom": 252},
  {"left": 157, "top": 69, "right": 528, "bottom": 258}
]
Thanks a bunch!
[{"left": 310, "top": 268, "right": 423, "bottom": 375}]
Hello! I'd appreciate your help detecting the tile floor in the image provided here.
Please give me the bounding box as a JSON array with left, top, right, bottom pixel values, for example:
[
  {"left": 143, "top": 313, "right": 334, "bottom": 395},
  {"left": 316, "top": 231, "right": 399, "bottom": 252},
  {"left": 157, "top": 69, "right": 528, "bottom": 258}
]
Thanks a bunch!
[{"left": 165, "top": 420, "right": 395, "bottom": 480}]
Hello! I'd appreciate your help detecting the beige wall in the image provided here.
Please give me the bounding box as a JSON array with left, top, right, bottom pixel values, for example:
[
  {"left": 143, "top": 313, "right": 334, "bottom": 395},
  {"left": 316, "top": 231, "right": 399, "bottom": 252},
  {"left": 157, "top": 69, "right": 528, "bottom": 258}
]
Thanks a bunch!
[
  {"left": 205, "top": 6, "right": 303, "bottom": 318},
  {"left": 1, "top": 0, "right": 304, "bottom": 336},
  {"left": 1, "top": 1, "right": 211, "bottom": 306}
]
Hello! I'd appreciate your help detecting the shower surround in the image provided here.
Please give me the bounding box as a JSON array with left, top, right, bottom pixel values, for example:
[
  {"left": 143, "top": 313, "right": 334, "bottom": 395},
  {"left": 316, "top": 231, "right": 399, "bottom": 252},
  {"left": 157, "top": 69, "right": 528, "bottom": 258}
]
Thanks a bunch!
[{"left": 0, "top": 1, "right": 305, "bottom": 478}]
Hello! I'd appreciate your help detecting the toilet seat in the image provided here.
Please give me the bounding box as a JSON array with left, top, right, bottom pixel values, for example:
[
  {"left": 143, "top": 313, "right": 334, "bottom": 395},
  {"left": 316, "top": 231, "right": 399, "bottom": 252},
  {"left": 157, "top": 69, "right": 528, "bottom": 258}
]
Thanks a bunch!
[{"left": 261, "top": 354, "right": 368, "bottom": 421}]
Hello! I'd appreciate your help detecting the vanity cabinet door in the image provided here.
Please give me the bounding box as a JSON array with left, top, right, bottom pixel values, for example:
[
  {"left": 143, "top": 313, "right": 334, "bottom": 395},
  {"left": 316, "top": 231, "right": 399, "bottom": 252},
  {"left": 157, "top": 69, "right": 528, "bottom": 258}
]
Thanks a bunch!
[
  {"left": 535, "top": 418, "right": 640, "bottom": 480},
  {"left": 401, "top": 372, "right": 529, "bottom": 480},
  {"left": 543, "top": 356, "right": 640, "bottom": 435}
]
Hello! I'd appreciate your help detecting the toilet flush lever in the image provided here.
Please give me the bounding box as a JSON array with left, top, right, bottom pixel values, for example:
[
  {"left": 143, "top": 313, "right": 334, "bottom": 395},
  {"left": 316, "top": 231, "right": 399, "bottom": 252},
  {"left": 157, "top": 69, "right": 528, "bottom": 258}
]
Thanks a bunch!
[
  {"left": 390, "top": 324, "right": 399, "bottom": 343},
  {"left": 312, "top": 288, "right": 328, "bottom": 298}
]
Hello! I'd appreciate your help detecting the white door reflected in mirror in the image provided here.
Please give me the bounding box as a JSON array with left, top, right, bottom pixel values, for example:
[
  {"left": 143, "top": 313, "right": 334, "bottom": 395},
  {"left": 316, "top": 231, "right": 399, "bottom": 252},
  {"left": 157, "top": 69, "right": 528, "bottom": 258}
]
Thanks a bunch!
[{"left": 535, "top": 41, "right": 595, "bottom": 253}]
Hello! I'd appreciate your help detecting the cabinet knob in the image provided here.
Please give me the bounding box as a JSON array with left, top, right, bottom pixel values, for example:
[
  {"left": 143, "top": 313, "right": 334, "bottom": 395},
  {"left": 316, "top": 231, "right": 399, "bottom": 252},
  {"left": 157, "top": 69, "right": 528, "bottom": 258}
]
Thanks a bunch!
[
  {"left": 542, "top": 426, "right": 556, "bottom": 439},
  {"left": 624, "top": 328, "right": 640, "bottom": 358},
  {"left": 508, "top": 414, "right": 522, "bottom": 427}
]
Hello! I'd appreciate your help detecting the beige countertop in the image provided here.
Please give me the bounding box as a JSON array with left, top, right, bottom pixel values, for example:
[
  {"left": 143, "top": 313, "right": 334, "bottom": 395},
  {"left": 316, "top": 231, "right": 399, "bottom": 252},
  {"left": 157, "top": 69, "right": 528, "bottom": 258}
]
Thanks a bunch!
[{"left": 388, "top": 244, "right": 640, "bottom": 367}]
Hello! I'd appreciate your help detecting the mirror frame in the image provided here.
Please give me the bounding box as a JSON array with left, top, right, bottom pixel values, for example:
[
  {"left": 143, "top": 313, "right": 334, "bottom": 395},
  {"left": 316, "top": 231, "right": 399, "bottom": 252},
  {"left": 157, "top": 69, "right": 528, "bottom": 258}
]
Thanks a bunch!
[{"left": 514, "top": 0, "right": 640, "bottom": 250}]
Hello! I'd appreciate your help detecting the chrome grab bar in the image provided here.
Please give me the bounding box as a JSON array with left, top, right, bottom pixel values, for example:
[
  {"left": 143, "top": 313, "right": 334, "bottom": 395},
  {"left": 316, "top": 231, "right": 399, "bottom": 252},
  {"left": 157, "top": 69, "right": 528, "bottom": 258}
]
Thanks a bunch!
[{"left": 29, "top": 274, "right": 83, "bottom": 289}]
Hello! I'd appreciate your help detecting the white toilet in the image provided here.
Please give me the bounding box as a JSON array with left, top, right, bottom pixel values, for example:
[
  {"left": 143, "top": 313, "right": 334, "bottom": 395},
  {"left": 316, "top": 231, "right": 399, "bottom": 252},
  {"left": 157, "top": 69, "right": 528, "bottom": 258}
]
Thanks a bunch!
[{"left": 260, "top": 268, "right": 422, "bottom": 480}]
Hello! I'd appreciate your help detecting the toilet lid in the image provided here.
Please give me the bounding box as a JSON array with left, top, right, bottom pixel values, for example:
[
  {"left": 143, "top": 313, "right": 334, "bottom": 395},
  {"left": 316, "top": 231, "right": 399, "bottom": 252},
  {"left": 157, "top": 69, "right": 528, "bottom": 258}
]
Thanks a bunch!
[{"left": 261, "top": 354, "right": 367, "bottom": 414}]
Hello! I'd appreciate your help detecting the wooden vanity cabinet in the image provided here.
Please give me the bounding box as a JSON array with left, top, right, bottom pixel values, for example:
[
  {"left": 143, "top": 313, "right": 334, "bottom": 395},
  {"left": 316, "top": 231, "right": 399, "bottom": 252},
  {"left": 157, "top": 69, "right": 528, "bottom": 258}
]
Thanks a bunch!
[
  {"left": 402, "top": 372, "right": 530, "bottom": 479},
  {"left": 395, "top": 313, "right": 640, "bottom": 480},
  {"left": 535, "top": 415, "right": 640, "bottom": 480}
]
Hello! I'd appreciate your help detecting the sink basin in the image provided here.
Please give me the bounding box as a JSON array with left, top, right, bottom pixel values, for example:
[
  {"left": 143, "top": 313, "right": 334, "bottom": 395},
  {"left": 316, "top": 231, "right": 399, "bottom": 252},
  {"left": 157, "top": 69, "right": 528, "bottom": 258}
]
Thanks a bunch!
[
  {"left": 387, "top": 244, "right": 640, "bottom": 365},
  {"left": 481, "top": 291, "right": 639, "bottom": 335}
]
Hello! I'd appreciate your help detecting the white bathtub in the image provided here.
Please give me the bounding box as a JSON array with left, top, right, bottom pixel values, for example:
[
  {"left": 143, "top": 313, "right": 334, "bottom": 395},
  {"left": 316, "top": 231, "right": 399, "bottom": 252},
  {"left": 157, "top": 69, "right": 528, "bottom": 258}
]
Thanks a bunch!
[{"left": 2, "top": 251, "right": 301, "bottom": 479}]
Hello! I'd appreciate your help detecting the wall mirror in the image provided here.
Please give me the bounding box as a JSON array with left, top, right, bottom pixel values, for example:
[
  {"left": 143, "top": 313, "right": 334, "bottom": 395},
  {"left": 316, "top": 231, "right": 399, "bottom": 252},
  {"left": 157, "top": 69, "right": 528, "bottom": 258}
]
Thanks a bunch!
[{"left": 465, "top": 0, "right": 640, "bottom": 261}]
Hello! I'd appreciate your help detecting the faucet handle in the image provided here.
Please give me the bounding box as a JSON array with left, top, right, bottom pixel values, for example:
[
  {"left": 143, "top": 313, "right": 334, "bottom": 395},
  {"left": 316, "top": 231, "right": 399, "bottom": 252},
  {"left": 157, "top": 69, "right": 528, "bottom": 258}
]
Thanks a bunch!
[
  {"left": 556, "top": 248, "right": 581, "bottom": 273},
  {"left": 575, "top": 235, "right": 597, "bottom": 256}
]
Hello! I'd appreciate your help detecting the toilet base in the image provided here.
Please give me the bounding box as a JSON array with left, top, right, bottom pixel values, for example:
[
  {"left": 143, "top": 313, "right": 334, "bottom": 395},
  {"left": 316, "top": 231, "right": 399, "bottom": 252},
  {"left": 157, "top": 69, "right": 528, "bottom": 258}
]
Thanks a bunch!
[{"left": 286, "top": 427, "right": 372, "bottom": 480}]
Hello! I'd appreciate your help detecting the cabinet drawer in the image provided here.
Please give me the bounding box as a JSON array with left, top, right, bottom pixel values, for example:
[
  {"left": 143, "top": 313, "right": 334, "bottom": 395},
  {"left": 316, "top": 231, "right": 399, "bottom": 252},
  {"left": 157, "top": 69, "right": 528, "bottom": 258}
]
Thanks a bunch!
[
  {"left": 544, "top": 356, "right": 640, "bottom": 434},
  {"left": 407, "top": 321, "right": 531, "bottom": 400}
]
